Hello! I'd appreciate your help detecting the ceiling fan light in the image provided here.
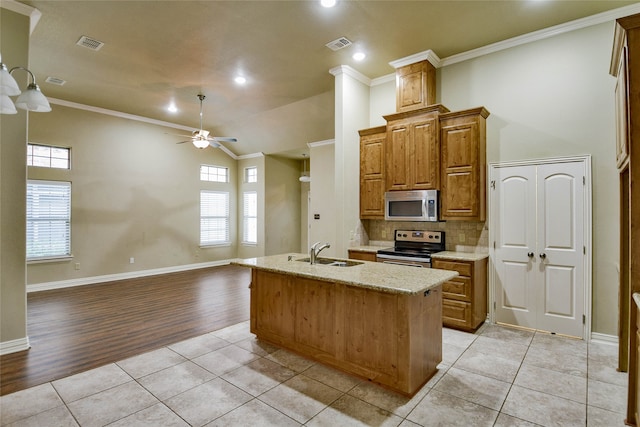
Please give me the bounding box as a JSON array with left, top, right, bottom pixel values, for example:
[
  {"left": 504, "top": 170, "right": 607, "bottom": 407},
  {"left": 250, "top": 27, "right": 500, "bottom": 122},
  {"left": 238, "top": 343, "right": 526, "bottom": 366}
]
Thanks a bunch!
[
  {"left": 0, "top": 94, "right": 17, "bottom": 114},
  {"left": 15, "top": 83, "right": 51, "bottom": 112},
  {"left": 192, "top": 138, "right": 209, "bottom": 149},
  {"left": 0, "top": 63, "right": 20, "bottom": 96}
]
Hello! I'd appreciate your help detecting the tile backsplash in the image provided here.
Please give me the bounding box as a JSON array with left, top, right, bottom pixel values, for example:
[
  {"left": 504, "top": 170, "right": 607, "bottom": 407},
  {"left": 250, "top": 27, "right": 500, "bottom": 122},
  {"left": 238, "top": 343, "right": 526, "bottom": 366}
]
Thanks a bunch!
[{"left": 361, "top": 220, "right": 489, "bottom": 253}]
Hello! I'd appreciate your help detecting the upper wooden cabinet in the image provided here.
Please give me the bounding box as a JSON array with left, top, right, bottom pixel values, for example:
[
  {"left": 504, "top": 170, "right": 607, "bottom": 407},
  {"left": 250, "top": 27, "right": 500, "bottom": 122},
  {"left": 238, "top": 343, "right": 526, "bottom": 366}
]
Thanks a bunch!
[
  {"left": 612, "top": 22, "right": 631, "bottom": 169},
  {"left": 440, "top": 107, "right": 490, "bottom": 221},
  {"left": 359, "top": 126, "right": 386, "bottom": 219},
  {"left": 396, "top": 60, "right": 436, "bottom": 112},
  {"left": 384, "top": 105, "right": 449, "bottom": 192}
]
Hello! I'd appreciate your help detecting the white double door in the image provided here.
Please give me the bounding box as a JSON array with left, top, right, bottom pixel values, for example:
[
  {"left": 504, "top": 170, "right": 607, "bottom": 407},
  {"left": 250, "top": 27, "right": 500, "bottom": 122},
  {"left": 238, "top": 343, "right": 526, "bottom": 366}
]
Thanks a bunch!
[{"left": 491, "top": 159, "right": 588, "bottom": 338}]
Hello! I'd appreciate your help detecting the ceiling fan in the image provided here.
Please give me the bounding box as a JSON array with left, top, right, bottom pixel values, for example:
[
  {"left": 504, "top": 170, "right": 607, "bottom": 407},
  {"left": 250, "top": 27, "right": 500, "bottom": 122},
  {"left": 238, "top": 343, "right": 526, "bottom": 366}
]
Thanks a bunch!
[{"left": 172, "top": 94, "right": 237, "bottom": 149}]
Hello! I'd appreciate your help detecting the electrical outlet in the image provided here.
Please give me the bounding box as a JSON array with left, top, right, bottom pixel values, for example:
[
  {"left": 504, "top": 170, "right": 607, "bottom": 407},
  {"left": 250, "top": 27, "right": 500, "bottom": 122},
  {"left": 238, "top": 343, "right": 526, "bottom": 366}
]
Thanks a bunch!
[
  {"left": 129, "top": 257, "right": 135, "bottom": 264},
  {"left": 74, "top": 263, "right": 80, "bottom": 270},
  {"left": 381, "top": 229, "right": 387, "bottom": 238}
]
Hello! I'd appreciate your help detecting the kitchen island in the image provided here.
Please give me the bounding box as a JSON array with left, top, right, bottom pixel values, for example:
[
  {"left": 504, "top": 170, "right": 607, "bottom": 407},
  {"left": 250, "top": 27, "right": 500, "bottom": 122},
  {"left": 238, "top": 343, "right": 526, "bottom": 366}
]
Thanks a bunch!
[{"left": 233, "top": 254, "right": 458, "bottom": 396}]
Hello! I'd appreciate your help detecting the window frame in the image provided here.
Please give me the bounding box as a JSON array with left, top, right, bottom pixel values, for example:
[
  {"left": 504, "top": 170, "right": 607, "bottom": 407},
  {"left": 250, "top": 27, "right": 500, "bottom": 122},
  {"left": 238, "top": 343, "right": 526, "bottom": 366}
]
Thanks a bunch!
[
  {"left": 200, "top": 164, "right": 229, "bottom": 183},
  {"left": 199, "top": 190, "right": 231, "bottom": 247},
  {"left": 26, "top": 180, "right": 72, "bottom": 262},
  {"left": 27, "top": 143, "right": 71, "bottom": 169},
  {"left": 242, "top": 191, "right": 258, "bottom": 245},
  {"left": 244, "top": 166, "right": 258, "bottom": 183}
]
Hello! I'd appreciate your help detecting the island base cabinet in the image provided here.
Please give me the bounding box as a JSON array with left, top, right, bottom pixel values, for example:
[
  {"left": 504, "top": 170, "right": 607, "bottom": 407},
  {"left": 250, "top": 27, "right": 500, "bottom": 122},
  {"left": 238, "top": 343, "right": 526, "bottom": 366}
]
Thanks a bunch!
[{"left": 249, "top": 269, "right": 443, "bottom": 396}]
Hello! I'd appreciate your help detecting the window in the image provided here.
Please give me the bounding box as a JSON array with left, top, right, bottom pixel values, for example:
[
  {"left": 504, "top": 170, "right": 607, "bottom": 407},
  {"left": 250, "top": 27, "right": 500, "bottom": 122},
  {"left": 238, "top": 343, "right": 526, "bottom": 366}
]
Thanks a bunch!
[
  {"left": 200, "top": 165, "right": 228, "bottom": 183},
  {"left": 27, "top": 143, "right": 70, "bottom": 169},
  {"left": 242, "top": 191, "right": 257, "bottom": 244},
  {"left": 200, "top": 191, "right": 230, "bottom": 245},
  {"left": 245, "top": 166, "right": 257, "bottom": 183},
  {"left": 27, "top": 180, "right": 71, "bottom": 260}
]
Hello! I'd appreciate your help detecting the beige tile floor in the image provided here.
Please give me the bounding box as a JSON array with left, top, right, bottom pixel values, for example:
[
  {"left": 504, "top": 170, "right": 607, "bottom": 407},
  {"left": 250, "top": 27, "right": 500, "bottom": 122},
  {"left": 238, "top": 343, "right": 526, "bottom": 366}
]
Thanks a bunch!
[{"left": 0, "top": 321, "right": 628, "bottom": 426}]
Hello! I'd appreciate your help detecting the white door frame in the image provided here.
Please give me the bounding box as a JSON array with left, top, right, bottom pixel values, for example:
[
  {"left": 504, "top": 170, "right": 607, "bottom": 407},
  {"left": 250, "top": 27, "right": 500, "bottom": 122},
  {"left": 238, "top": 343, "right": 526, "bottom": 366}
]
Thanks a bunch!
[{"left": 488, "top": 155, "right": 593, "bottom": 340}]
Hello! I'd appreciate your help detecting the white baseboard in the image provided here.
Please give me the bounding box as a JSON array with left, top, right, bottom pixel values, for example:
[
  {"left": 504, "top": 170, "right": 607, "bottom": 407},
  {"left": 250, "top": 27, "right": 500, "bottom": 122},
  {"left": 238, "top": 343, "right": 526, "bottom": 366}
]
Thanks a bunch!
[
  {"left": 590, "top": 332, "right": 618, "bottom": 346},
  {"left": 0, "top": 336, "right": 31, "bottom": 355},
  {"left": 27, "top": 259, "right": 241, "bottom": 293}
]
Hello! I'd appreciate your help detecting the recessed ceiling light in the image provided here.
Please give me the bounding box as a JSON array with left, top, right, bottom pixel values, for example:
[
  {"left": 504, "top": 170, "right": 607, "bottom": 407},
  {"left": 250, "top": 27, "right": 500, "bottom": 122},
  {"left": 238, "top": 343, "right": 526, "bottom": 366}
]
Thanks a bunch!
[
  {"left": 167, "top": 102, "right": 177, "bottom": 113},
  {"left": 353, "top": 52, "right": 366, "bottom": 61},
  {"left": 320, "top": 0, "right": 336, "bottom": 7},
  {"left": 234, "top": 76, "right": 247, "bottom": 85}
]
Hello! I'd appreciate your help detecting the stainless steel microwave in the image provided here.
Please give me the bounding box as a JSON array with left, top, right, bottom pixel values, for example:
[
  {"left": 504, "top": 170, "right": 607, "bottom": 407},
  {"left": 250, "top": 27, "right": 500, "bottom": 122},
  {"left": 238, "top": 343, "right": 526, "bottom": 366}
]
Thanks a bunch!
[{"left": 384, "top": 190, "right": 439, "bottom": 222}]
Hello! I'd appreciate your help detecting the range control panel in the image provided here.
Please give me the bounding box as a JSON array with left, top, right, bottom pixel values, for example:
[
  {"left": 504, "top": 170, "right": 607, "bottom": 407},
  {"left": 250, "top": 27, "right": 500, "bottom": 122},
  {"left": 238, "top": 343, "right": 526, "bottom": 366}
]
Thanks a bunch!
[{"left": 395, "top": 230, "right": 443, "bottom": 243}]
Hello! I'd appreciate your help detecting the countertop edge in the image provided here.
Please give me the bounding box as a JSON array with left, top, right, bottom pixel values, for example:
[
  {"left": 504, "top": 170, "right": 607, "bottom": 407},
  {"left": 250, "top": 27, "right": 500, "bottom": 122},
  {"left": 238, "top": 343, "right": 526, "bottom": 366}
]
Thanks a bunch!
[{"left": 232, "top": 256, "right": 458, "bottom": 295}]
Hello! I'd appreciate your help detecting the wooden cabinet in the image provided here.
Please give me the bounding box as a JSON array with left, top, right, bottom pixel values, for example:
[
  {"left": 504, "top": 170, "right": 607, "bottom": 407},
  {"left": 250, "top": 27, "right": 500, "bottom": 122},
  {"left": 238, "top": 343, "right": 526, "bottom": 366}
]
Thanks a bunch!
[
  {"left": 611, "top": 13, "right": 640, "bottom": 426},
  {"left": 359, "top": 126, "right": 386, "bottom": 219},
  {"left": 384, "top": 105, "right": 449, "bottom": 192},
  {"left": 433, "top": 257, "right": 487, "bottom": 331},
  {"left": 348, "top": 249, "right": 377, "bottom": 262},
  {"left": 439, "top": 107, "right": 490, "bottom": 221},
  {"left": 396, "top": 60, "right": 436, "bottom": 112},
  {"left": 250, "top": 268, "right": 443, "bottom": 396}
]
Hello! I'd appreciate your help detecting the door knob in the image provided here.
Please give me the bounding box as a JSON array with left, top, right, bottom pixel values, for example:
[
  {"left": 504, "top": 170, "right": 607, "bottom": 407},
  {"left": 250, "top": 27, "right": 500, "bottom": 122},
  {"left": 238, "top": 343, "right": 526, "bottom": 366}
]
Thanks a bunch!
[
  {"left": 527, "top": 252, "right": 534, "bottom": 258},
  {"left": 539, "top": 253, "right": 547, "bottom": 259}
]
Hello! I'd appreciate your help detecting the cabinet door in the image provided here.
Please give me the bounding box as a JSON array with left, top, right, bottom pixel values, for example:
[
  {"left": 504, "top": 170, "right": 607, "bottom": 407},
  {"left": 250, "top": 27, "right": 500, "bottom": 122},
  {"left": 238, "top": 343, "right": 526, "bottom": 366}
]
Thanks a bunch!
[
  {"left": 411, "top": 116, "right": 439, "bottom": 190},
  {"left": 440, "top": 111, "right": 487, "bottom": 221},
  {"left": 295, "top": 277, "right": 337, "bottom": 356},
  {"left": 615, "top": 44, "right": 629, "bottom": 169},
  {"left": 252, "top": 270, "right": 295, "bottom": 341},
  {"left": 386, "top": 123, "right": 411, "bottom": 191},
  {"left": 360, "top": 129, "right": 386, "bottom": 218},
  {"left": 396, "top": 60, "right": 436, "bottom": 112}
]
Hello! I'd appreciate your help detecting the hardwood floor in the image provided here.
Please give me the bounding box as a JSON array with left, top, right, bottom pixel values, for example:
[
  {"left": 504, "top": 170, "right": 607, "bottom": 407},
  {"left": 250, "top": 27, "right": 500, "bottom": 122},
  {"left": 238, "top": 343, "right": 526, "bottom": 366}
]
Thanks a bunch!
[{"left": 0, "top": 264, "right": 251, "bottom": 396}]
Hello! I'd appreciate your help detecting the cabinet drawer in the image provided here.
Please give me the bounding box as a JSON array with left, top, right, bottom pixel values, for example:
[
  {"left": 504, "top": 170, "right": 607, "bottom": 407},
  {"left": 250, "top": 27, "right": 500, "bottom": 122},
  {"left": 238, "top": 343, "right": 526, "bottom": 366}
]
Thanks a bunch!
[
  {"left": 432, "top": 260, "right": 472, "bottom": 276},
  {"left": 442, "top": 276, "right": 472, "bottom": 302},
  {"left": 443, "top": 298, "right": 472, "bottom": 328}
]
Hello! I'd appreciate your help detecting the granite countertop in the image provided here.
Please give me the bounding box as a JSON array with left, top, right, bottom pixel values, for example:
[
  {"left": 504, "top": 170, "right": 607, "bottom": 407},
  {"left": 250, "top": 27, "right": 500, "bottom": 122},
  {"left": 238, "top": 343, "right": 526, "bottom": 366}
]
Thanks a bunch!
[
  {"left": 233, "top": 253, "right": 458, "bottom": 295},
  {"left": 432, "top": 251, "right": 489, "bottom": 261},
  {"left": 634, "top": 293, "right": 640, "bottom": 308}
]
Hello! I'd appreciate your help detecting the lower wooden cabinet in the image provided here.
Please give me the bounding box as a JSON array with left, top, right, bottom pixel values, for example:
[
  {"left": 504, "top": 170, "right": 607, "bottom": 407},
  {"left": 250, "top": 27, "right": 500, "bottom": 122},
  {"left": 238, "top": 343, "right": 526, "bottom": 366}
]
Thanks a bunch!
[
  {"left": 249, "top": 268, "right": 442, "bottom": 396},
  {"left": 348, "top": 249, "right": 377, "bottom": 262},
  {"left": 432, "top": 257, "right": 487, "bottom": 331}
]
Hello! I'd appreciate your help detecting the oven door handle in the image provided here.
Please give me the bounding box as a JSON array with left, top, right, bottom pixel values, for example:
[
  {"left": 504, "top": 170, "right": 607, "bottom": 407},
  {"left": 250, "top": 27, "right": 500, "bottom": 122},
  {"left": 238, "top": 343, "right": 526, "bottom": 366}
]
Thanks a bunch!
[
  {"left": 381, "top": 260, "right": 425, "bottom": 268},
  {"left": 376, "top": 253, "right": 431, "bottom": 263}
]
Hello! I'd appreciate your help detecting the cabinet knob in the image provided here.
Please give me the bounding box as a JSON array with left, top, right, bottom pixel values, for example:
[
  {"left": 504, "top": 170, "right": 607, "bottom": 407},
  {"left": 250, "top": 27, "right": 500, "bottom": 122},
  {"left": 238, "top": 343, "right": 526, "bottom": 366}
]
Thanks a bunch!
[
  {"left": 527, "top": 252, "right": 534, "bottom": 258},
  {"left": 539, "top": 253, "right": 547, "bottom": 259}
]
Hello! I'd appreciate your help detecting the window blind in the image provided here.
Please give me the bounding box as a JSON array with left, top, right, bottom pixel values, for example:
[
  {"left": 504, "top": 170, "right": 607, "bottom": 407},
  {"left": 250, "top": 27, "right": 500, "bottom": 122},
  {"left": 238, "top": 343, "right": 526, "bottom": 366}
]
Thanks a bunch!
[
  {"left": 200, "top": 191, "right": 230, "bottom": 245},
  {"left": 27, "top": 180, "right": 71, "bottom": 259},
  {"left": 243, "top": 191, "right": 257, "bottom": 244}
]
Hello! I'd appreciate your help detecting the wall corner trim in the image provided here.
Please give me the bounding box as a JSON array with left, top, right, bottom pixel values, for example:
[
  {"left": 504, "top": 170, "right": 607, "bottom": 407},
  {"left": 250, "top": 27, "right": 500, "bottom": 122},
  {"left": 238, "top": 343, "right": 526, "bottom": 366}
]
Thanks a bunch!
[{"left": 0, "top": 336, "right": 31, "bottom": 356}]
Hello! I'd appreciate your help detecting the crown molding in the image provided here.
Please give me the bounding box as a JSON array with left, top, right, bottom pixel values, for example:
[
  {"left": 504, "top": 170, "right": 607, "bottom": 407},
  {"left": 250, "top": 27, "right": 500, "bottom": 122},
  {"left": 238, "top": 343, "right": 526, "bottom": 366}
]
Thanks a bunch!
[
  {"left": 371, "top": 73, "right": 395, "bottom": 87},
  {"left": 329, "top": 65, "right": 371, "bottom": 86},
  {"left": 440, "top": 2, "right": 640, "bottom": 67},
  {"left": 48, "top": 98, "right": 240, "bottom": 159},
  {"left": 308, "top": 139, "right": 335, "bottom": 148},
  {"left": 389, "top": 49, "right": 441, "bottom": 69},
  {"left": 237, "top": 152, "right": 265, "bottom": 160}
]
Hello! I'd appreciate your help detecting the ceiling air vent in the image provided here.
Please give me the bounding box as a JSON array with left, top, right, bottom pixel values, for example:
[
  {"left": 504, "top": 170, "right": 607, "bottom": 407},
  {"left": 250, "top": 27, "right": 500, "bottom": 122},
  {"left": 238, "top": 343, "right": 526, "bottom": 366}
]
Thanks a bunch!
[
  {"left": 76, "top": 35, "right": 104, "bottom": 51},
  {"left": 45, "top": 76, "right": 66, "bottom": 86},
  {"left": 325, "top": 37, "right": 352, "bottom": 51}
]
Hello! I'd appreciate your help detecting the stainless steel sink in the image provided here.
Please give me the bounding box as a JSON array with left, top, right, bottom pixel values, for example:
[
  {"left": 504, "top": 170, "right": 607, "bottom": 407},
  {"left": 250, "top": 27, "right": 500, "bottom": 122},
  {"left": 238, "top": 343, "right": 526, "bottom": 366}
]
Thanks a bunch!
[{"left": 296, "top": 257, "right": 363, "bottom": 267}]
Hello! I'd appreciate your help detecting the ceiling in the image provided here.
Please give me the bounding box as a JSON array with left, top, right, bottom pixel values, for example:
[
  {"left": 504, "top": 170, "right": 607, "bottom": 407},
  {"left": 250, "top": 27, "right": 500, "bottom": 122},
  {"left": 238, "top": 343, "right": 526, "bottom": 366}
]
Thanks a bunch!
[{"left": 12, "top": 0, "right": 640, "bottom": 158}]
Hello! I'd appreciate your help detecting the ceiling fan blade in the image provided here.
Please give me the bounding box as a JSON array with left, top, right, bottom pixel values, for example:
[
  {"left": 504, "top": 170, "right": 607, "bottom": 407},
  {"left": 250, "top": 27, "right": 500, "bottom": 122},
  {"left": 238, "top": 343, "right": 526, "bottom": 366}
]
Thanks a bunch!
[
  {"left": 210, "top": 137, "right": 238, "bottom": 143},
  {"left": 176, "top": 140, "right": 192, "bottom": 144},
  {"left": 208, "top": 140, "right": 221, "bottom": 148}
]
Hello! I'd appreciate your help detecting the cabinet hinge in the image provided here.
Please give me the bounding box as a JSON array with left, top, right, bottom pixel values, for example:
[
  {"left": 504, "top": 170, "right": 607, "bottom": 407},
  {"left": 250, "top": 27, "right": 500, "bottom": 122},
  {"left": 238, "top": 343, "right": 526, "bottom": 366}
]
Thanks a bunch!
[
  {"left": 583, "top": 176, "right": 586, "bottom": 185},
  {"left": 583, "top": 246, "right": 586, "bottom": 255},
  {"left": 491, "top": 180, "right": 496, "bottom": 189},
  {"left": 494, "top": 301, "right": 496, "bottom": 311},
  {"left": 583, "top": 314, "right": 586, "bottom": 325}
]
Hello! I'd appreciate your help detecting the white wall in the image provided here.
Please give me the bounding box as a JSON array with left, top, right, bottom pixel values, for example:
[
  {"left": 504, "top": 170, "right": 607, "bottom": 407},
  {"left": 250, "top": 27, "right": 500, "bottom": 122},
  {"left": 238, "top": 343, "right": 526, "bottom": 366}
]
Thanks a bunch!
[
  {"left": 308, "top": 142, "right": 336, "bottom": 257},
  {"left": 367, "top": 22, "right": 619, "bottom": 336}
]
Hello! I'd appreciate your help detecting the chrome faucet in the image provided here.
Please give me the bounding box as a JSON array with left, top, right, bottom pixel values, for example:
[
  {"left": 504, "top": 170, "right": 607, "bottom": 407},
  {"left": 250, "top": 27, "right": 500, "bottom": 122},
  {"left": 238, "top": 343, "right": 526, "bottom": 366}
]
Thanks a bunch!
[{"left": 309, "top": 241, "right": 331, "bottom": 264}]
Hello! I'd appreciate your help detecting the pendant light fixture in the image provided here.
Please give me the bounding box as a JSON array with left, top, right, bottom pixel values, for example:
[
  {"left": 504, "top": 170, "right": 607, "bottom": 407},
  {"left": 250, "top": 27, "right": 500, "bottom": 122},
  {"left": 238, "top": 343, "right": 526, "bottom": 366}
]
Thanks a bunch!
[
  {"left": 299, "top": 153, "right": 311, "bottom": 182},
  {"left": 0, "top": 53, "right": 51, "bottom": 114}
]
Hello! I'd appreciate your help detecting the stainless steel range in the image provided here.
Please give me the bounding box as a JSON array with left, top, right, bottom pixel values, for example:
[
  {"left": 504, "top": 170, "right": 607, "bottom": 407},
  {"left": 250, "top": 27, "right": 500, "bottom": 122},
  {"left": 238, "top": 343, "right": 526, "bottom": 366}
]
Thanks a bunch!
[{"left": 376, "top": 230, "right": 445, "bottom": 268}]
